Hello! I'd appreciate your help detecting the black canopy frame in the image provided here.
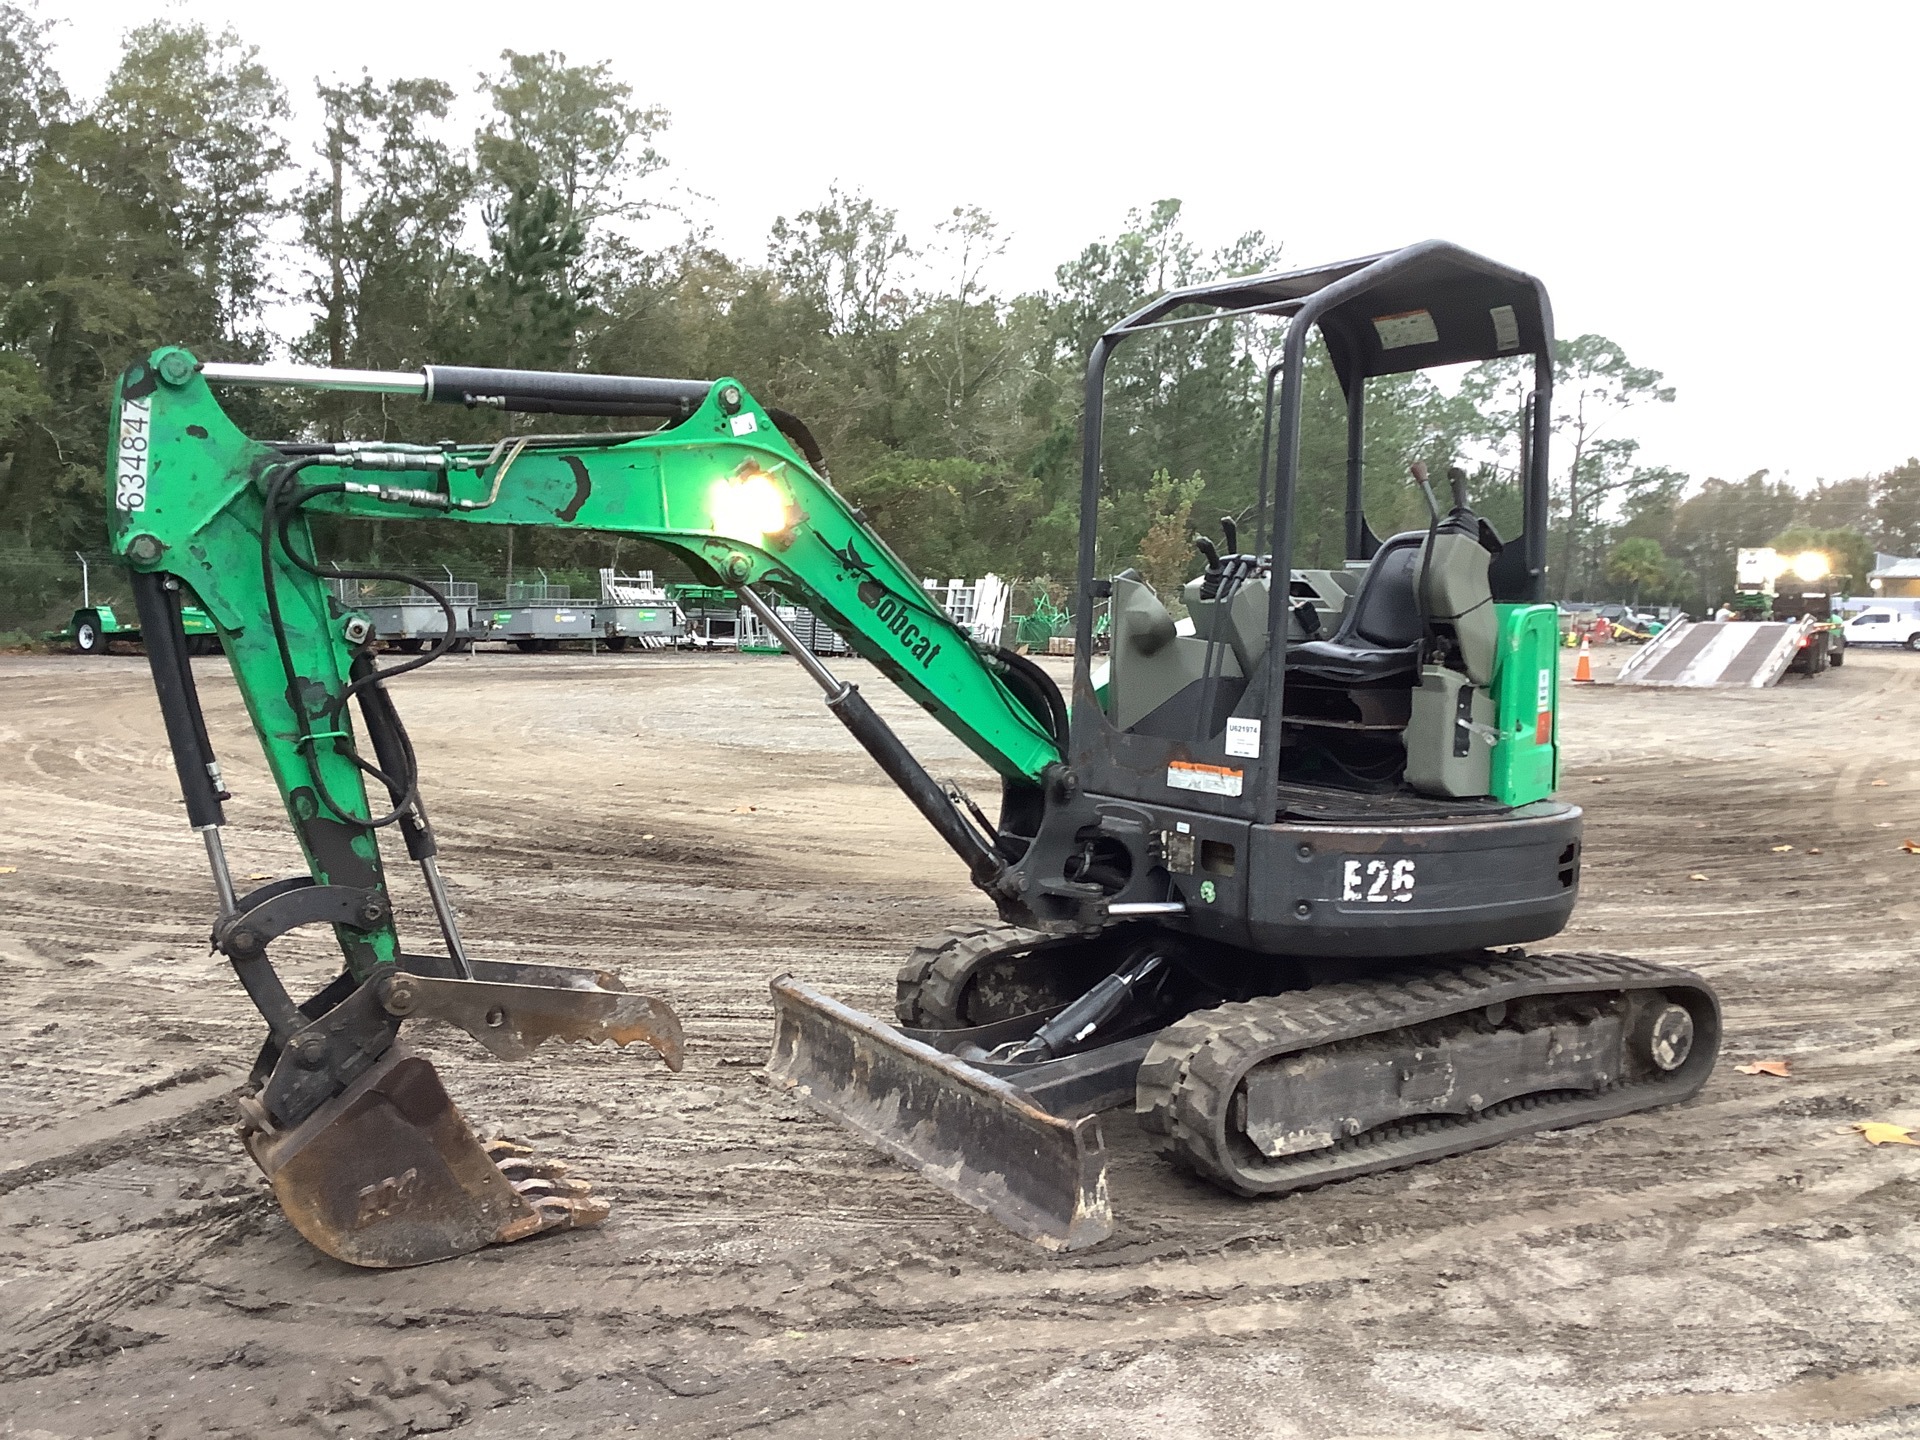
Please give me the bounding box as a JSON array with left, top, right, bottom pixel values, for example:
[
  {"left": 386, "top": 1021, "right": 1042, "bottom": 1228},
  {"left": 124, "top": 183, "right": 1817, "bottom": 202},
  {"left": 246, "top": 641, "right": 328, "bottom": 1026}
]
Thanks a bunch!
[{"left": 1070, "top": 240, "right": 1556, "bottom": 826}]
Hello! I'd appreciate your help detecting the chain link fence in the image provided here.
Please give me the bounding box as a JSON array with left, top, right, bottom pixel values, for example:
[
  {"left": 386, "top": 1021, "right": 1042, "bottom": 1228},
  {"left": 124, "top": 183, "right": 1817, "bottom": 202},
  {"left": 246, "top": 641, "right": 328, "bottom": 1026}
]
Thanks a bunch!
[
  {"left": 0, "top": 551, "right": 623, "bottom": 647},
  {"left": 0, "top": 550, "right": 122, "bottom": 645}
]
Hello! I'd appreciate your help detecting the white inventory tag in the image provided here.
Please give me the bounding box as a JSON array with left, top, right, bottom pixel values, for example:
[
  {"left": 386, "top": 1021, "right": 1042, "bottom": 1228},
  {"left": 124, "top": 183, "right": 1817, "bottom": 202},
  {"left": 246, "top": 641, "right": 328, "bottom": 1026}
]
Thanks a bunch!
[
  {"left": 115, "top": 393, "right": 152, "bottom": 511},
  {"left": 1372, "top": 309, "right": 1439, "bottom": 350},
  {"left": 1167, "top": 761, "right": 1243, "bottom": 797},
  {"left": 729, "top": 412, "right": 759, "bottom": 436},
  {"left": 1224, "top": 716, "right": 1261, "bottom": 758},
  {"left": 1490, "top": 304, "right": 1521, "bottom": 352}
]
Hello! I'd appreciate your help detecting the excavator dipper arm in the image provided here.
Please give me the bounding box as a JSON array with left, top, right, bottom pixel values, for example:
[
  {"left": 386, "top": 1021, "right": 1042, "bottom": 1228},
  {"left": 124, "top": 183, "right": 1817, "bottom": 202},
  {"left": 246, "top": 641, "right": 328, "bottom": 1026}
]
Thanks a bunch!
[{"left": 105, "top": 349, "right": 1066, "bottom": 1264}]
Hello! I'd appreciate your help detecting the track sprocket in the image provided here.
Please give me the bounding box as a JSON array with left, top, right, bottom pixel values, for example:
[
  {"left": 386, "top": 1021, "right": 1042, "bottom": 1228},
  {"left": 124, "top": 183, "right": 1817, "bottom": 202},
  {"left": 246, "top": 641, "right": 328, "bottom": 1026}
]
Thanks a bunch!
[{"left": 894, "top": 922, "right": 1114, "bottom": 1029}]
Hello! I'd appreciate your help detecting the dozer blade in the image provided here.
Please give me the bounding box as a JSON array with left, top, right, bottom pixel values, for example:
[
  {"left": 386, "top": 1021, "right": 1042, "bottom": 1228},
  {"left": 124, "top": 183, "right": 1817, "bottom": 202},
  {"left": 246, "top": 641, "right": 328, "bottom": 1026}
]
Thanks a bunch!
[
  {"left": 766, "top": 974, "right": 1112, "bottom": 1251},
  {"left": 243, "top": 1044, "right": 605, "bottom": 1268}
]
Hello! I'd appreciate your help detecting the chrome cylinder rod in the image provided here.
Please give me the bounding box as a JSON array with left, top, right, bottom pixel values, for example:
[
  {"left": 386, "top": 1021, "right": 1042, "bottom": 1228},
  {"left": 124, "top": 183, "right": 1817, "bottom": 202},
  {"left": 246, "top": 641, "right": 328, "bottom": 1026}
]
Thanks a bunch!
[
  {"left": 200, "top": 825, "right": 239, "bottom": 918},
  {"left": 417, "top": 855, "right": 473, "bottom": 979},
  {"left": 736, "top": 585, "right": 848, "bottom": 698},
  {"left": 199, "top": 361, "right": 427, "bottom": 396}
]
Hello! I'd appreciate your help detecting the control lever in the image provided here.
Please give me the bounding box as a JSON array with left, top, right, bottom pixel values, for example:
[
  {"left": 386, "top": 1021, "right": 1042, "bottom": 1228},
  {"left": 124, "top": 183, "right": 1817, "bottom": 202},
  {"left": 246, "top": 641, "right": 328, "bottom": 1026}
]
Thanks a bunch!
[
  {"left": 1219, "top": 516, "right": 1239, "bottom": 554},
  {"left": 1409, "top": 461, "right": 1442, "bottom": 523},
  {"left": 1193, "top": 534, "right": 1226, "bottom": 600},
  {"left": 1447, "top": 465, "right": 1470, "bottom": 511}
]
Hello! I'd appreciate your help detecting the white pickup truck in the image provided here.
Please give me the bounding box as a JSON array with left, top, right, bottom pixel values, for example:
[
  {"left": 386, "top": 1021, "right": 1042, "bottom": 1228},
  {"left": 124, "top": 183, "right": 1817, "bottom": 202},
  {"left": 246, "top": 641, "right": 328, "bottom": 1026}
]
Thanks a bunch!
[{"left": 1842, "top": 609, "right": 1920, "bottom": 649}]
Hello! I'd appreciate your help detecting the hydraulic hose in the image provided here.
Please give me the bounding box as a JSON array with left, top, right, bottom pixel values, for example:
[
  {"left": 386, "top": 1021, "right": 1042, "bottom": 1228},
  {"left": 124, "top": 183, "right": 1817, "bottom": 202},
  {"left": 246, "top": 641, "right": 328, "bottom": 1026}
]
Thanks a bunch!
[{"left": 992, "top": 645, "right": 1068, "bottom": 746}]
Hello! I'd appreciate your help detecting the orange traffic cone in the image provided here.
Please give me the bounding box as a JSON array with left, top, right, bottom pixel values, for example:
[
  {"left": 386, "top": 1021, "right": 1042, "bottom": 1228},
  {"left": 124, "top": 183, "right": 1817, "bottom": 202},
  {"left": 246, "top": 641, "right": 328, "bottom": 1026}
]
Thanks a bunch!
[{"left": 1573, "top": 636, "right": 1594, "bottom": 684}]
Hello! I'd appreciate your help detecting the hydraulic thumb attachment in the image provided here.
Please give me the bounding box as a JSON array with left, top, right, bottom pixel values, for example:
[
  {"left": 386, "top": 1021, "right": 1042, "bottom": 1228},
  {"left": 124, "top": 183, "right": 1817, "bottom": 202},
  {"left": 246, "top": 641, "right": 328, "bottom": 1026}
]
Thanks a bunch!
[{"left": 240, "top": 956, "right": 683, "bottom": 1269}]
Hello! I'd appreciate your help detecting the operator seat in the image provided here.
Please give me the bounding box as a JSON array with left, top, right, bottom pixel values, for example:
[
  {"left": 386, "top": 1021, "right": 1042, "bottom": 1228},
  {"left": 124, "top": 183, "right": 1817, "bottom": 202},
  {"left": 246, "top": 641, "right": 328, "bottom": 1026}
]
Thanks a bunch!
[{"left": 1285, "top": 532, "right": 1427, "bottom": 685}]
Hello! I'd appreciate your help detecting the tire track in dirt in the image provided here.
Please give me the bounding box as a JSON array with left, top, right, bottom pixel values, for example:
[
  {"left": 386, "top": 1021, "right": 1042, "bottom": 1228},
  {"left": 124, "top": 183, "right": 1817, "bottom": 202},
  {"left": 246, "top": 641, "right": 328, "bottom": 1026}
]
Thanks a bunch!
[
  {"left": 2, "top": 1198, "right": 267, "bottom": 1379},
  {"left": 4, "top": 649, "right": 1920, "bottom": 1438}
]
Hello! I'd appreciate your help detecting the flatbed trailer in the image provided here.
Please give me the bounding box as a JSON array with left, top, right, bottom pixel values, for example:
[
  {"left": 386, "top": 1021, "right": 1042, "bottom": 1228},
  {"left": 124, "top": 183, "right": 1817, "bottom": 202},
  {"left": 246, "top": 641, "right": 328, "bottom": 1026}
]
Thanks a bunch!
[
  {"left": 597, "top": 570, "right": 685, "bottom": 650},
  {"left": 53, "top": 601, "right": 218, "bottom": 655},
  {"left": 481, "top": 571, "right": 687, "bottom": 652},
  {"left": 481, "top": 600, "right": 597, "bottom": 651},
  {"left": 329, "top": 580, "right": 483, "bottom": 653},
  {"left": 1616, "top": 616, "right": 1836, "bottom": 687}
]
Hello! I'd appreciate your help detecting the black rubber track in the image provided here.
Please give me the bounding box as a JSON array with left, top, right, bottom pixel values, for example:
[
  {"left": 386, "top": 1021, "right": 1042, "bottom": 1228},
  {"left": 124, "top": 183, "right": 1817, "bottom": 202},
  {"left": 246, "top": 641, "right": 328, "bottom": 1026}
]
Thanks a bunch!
[
  {"left": 895, "top": 923, "right": 1054, "bottom": 1028},
  {"left": 1135, "top": 951, "right": 1720, "bottom": 1196}
]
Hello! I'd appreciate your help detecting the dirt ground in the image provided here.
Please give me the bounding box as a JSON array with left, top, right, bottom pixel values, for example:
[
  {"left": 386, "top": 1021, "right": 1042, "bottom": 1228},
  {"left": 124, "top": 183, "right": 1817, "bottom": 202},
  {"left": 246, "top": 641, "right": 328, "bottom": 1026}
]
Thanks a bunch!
[{"left": 3, "top": 638, "right": 1919, "bottom": 1439}]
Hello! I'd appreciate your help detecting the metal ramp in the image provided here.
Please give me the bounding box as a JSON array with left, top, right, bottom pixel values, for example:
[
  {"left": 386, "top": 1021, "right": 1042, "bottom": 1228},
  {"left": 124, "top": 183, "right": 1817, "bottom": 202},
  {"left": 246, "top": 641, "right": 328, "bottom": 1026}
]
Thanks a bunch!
[
  {"left": 739, "top": 602, "right": 850, "bottom": 656},
  {"left": 598, "top": 569, "right": 685, "bottom": 648},
  {"left": 1616, "top": 618, "right": 1813, "bottom": 688}
]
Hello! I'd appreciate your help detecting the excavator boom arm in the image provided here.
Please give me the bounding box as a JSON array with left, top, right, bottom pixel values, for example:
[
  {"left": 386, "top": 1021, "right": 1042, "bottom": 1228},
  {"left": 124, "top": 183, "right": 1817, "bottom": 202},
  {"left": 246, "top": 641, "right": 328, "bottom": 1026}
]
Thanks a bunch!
[{"left": 110, "top": 349, "right": 1058, "bottom": 793}]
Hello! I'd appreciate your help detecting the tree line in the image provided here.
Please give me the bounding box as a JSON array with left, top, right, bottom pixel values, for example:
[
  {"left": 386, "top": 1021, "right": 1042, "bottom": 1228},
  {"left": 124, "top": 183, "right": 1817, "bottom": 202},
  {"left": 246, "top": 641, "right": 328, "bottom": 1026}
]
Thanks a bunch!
[{"left": 2, "top": 9, "right": 1915, "bottom": 633}]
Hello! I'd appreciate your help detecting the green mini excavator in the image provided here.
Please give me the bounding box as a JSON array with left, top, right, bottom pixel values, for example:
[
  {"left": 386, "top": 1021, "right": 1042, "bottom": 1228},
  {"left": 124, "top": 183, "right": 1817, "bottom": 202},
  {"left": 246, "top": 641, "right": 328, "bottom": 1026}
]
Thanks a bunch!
[{"left": 107, "top": 241, "right": 1719, "bottom": 1263}]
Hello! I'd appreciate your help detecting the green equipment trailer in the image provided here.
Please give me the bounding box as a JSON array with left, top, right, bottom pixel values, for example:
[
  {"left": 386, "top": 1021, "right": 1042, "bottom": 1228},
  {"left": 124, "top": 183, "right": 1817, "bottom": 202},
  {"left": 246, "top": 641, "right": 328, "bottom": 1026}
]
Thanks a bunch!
[{"left": 54, "top": 600, "right": 219, "bottom": 654}]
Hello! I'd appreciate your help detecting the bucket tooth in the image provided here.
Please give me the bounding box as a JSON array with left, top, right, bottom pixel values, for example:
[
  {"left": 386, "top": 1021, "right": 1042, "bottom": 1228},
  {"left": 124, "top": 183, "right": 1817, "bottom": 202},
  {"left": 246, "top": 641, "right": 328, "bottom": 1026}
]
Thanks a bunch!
[
  {"left": 242, "top": 1045, "right": 602, "bottom": 1268},
  {"left": 766, "top": 974, "right": 1113, "bottom": 1252}
]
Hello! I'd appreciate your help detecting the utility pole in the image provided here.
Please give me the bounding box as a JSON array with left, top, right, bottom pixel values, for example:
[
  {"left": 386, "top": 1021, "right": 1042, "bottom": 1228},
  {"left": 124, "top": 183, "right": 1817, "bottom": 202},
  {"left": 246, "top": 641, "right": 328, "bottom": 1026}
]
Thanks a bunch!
[
  {"left": 326, "top": 127, "right": 345, "bottom": 372},
  {"left": 325, "top": 117, "right": 347, "bottom": 443}
]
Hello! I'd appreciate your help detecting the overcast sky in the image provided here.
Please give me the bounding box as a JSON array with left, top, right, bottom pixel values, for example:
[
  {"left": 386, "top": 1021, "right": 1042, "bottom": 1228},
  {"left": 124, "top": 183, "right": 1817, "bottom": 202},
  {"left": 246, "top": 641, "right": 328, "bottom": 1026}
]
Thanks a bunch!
[{"left": 39, "top": 0, "right": 1920, "bottom": 490}]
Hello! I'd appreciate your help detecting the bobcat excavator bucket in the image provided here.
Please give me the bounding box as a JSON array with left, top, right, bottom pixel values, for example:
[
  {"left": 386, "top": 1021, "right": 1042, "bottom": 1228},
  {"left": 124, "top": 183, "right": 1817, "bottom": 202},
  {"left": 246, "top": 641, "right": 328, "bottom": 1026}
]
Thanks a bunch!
[
  {"left": 766, "top": 975, "right": 1113, "bottom": 1251},
  {"left": 244, "top": 1047, "right": 603, "bottom": 1268},
  {"left": 236, "top": 963, "right": 683, "bottom": 1267},
  {"left": 238, "top": 959, "right": 684, "bottom": 1269}
]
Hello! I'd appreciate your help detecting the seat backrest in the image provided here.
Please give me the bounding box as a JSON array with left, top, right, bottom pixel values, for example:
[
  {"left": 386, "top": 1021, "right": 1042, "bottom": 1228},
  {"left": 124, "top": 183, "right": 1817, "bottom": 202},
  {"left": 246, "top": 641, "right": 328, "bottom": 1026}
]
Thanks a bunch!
[
  {"left": 1112, "top": 572, "right": 1177, "bottom": 657},
  {"left": 1333, "top": 532, "right": 1426, "bottom": 650},
  {"left": 1420, "top": 519, "right": 1498, "bottom": 685}
]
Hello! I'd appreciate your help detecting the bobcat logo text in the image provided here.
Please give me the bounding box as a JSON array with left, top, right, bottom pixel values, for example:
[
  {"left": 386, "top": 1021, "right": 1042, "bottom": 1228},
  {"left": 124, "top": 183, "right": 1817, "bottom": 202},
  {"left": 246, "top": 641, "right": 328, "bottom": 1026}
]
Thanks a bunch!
[{"left": 857, "top": 579, "right": 943, "bottom": 670}]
